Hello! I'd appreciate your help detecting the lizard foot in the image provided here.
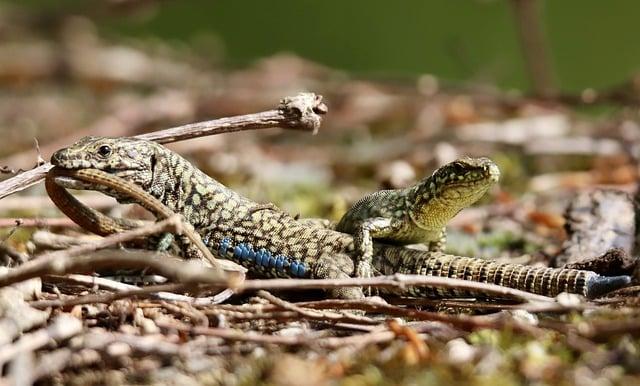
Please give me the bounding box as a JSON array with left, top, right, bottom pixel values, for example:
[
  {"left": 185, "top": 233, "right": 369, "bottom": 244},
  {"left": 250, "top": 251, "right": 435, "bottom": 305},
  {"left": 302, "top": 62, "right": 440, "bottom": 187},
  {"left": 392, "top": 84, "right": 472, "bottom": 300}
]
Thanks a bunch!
[{"left": 355, "top": 260, "right": 375, "bottom": 296}]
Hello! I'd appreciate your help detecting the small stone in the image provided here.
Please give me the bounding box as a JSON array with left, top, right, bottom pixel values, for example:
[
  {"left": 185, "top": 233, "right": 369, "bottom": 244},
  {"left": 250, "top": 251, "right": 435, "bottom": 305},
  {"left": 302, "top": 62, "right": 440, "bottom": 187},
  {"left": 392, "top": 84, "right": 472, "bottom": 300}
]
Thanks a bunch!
[
  {"left": 511, "top": 309, "right": 538, "bottom": 325},
  {"left": 445, "top": 338, "right": 477, "bottom": 365},
  {"left": 106, "top": 342, "right": 131, "bottom": 357},
  {"left": 556, "top": 292, "right": 583, "bottom": 307}
]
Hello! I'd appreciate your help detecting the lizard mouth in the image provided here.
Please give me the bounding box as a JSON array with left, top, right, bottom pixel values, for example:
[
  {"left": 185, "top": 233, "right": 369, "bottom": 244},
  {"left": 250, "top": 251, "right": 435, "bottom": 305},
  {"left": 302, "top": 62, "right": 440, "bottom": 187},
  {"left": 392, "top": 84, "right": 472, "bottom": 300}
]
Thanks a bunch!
[
  {"left": 48, "top": 167, "right": 141, "bottom": 203},
  {"left": 51, "top": 169, "right": 141, "bottom": 191},
  {"left": 438, "top": 175, "right": 498, "bottom": 201},
  {"left": 435, "top": 162, "right": 500, "bottom": 192},
  {"left": 442, "top": 174, "right": 497, "bottom": 192}
]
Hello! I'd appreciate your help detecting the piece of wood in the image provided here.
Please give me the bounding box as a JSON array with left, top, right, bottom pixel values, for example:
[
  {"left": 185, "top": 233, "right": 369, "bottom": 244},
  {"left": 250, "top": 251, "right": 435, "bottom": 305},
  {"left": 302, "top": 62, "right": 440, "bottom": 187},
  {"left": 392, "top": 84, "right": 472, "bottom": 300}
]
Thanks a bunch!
[
  {"left": 554, "top": 189, "right": 637, "bottom": 272},
  {"left": 0, "top": 92, "right": 326, "bottom": 200}
]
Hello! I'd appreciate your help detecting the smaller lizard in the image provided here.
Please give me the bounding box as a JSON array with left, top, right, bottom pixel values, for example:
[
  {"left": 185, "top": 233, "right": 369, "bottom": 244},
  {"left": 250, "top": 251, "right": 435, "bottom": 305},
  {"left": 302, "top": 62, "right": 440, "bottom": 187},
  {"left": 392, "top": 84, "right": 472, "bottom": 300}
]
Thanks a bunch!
[{"left": 334, "top": 157, "right": 499, "bottom": 280}]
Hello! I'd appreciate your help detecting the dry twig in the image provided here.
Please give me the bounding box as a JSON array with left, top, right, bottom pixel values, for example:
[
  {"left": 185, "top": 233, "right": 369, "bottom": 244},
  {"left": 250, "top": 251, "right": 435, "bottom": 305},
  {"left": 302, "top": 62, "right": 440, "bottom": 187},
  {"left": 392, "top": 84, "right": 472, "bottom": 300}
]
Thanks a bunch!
[
  {"left": 32, "top": 271, "right": 235, "bottom": 308},
  {"left": 238, "top": 274, "right": 554, "bottom": 303},
  {"left": 0, "top": 92, "right": 327, "bottom": 200},
  {"left": 257, "top": 290, "right": 378, "bottom": 325},
  {"left": 0, "top": 218, "right": 78, "bottom": 228},
  {"left": 0, "top": 216, "right": 239, "bottom": 288}
]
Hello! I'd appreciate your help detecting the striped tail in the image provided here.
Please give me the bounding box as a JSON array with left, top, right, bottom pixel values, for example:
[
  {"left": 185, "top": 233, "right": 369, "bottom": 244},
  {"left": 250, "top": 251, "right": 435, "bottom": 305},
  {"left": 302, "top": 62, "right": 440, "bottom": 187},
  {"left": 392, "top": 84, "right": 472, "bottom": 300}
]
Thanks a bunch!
[{"left": 374, "top": 248, "right": 630, "bottom": 299}]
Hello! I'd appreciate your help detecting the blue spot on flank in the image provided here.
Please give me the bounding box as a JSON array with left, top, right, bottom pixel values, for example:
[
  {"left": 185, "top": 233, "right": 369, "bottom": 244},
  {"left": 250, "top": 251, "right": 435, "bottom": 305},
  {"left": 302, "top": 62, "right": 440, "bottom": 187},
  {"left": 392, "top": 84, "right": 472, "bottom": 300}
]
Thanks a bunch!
[
  {"left": 256, "top": 250, "right": 264, "bottom": 266},
  {"left": 219, "top": 237, "right": 305, "bottom": 277},
  {"left": 261, "top": 251, "right": 272, "bottom": 267},
  {"left": 219, "top": 238, "right": 230, "bottom": 256},
  {"left": 275, "top": 255, "right": 284, "bottom": 271},
  {"left": 257, "top": 249, "right": 265, "bottom": 263},
  {"left": 240, "top": 244, "right": 250, "bottom": 260}
]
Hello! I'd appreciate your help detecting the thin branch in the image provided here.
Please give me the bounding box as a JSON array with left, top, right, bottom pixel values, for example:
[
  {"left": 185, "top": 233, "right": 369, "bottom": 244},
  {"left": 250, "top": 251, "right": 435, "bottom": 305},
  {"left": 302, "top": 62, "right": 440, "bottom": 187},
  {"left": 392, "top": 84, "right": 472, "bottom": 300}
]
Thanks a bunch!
[
  {"left": 577, "top": 319, "right": 640, "bottom": 341},
  {"left": 163, "top": 320, "right": 450, "bottom": 349},
  {"left": 385, "top": 297, "right": 590, "bottom": 314},
  {"left": 159, "top": 301, "right": 209, "bottom": 328},
  {"left": 0, "top": 218, "right": 78, "bottom": 228},
  {"left": 0, "top": 163, "right": 53, "bottom": 201},
  {"left": 31, "top": 231, "right": 103, "bottom": 250},
  {"left": 256, "top": 290, "right": 378, "bottom": 325},
  {"left": 0, "top": 92, "right": 327, "bottom": 200},
  {"left": 137, "top": 93, "right": 327, "bottom": 143},
  {"left": 33, "top": 271, "right": 553, "bottom": 311},
  {"left": 0, "top": 216, "right": 240, "bottom": 288},
  {"left": 294, "top": 298, "right": 543, "bottom": 334},
  {"left": 46, "top": 273, "right": 234, "bottom": 305},
  {"left": 29, "top": 282, "right": 188, "bottom": 309},
  {"left": 56, "top": 273, "right": 149, "bottom": 292},
  {"left": 238, "top": 274, "right": 555, "bottom": 303}
]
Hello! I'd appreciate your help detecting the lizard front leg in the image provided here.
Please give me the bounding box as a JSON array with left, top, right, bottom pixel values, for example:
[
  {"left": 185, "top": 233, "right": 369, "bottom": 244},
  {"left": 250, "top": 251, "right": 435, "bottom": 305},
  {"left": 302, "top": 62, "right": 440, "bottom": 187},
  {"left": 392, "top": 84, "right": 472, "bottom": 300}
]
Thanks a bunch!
[
  {"left": 351, "top": 217, "right": 400, "bottom": 288},
  {"left": 292, "top": 216, "right": 385, "bottom": 288}
]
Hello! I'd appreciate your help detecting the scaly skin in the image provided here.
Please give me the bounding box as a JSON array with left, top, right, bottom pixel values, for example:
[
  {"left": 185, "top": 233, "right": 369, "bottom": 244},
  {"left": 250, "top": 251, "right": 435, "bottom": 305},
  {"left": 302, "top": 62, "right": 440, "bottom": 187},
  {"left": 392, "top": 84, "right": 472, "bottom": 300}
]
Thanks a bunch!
[
  {"left": 335, "top": 157, "right": 499, "bottom": 280},
  {"left": 45, "top": 167, "right": 218, "bottom": 264},
  {"left": 48, "top": 136, "right": 630, "bottom": 299}
]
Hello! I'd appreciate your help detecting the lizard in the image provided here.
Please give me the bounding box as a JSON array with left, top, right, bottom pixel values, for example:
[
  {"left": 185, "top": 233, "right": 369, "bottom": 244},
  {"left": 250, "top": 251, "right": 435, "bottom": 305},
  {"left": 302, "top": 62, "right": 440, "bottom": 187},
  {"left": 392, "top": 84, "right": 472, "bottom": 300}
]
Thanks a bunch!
[
  {"left": 309, "top": 156, "right": 500, "bottom": 281},
  {"left": 46, "top": 136, "right": 631, "bottom": 300}
]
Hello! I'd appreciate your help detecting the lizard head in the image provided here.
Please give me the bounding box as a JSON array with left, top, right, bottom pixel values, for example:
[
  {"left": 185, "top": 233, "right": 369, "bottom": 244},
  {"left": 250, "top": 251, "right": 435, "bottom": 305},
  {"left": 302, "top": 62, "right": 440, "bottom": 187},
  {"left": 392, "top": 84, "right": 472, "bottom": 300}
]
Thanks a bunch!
[
  {"left": 410, "top": 157, "right": 500, "bottom": 226},
  {"left": 425, "top": 156, "right": 500, "bottom": 202},
  {"left": 50, "top": 136, "right": 158, "bottom": 198}
]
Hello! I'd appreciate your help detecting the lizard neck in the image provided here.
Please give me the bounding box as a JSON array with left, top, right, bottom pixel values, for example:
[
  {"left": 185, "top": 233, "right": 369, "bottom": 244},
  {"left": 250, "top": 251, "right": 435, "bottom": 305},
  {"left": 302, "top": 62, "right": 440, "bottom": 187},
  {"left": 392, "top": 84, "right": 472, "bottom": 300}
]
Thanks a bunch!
[
  {"left": 406, "top": 175, "right": 493, "bottom": 232},
  {"left": 148, "top": 148, "right": 236, "bottom": 228}
]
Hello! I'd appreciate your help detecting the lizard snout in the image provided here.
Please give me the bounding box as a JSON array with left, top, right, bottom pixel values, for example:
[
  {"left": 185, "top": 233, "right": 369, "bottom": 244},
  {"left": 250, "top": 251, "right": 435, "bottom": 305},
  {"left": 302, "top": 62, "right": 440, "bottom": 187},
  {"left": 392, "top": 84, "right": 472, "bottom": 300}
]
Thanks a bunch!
[{"left": 50, "top": 148, "right": 66, "bottom": 166}]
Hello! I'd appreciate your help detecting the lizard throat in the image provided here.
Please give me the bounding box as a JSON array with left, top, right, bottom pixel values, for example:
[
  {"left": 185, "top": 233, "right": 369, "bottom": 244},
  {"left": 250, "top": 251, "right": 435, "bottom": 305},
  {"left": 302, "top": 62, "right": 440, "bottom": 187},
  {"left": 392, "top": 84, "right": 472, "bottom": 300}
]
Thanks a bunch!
[{"left": 405, "top": 195, "right": 456, "bottom": 232}]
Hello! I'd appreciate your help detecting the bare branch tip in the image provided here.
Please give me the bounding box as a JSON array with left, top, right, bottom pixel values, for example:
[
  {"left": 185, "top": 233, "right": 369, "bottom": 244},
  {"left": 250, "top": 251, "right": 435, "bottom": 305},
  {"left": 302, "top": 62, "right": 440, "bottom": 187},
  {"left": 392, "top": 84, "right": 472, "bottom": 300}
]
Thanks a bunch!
[{"left": 279, "top": 92, "right": 328, "bottom": 135}]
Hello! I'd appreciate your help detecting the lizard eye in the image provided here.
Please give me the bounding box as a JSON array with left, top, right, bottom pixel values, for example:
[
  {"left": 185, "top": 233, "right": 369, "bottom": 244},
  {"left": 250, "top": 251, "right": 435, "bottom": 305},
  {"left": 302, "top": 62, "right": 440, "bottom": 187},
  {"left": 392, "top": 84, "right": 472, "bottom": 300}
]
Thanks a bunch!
[
  {"left": 448, "top": 163, "right": 465, "bottom": 174},
  {"left": 97, "top": 145, "right": 112, "bottom": 157}
]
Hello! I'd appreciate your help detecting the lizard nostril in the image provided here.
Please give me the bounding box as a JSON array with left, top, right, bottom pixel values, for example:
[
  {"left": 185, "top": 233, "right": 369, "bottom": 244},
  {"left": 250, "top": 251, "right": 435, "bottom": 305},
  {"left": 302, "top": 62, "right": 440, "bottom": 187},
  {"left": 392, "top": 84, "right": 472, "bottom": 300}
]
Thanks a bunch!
[{"left": 50, "top": 150, "right": 64, "bottom": 166}]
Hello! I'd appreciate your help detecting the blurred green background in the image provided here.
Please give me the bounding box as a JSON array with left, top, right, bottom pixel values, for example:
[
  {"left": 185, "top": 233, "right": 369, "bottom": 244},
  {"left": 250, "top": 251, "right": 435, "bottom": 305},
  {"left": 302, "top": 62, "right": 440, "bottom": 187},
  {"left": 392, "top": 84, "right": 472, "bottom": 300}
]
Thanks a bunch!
[{"left": 19, "top": 0, "right": 640, "bottom": 93}]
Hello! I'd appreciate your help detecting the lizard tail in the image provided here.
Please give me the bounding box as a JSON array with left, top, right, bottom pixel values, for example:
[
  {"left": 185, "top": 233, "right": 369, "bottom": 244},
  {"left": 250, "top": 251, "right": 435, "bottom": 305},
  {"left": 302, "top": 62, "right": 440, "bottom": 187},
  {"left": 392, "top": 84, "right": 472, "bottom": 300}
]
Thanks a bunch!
[
  {"left": 374, "top": 247, "right": 632, "bottom": 299},
  {"left": 585, "top": 274, "right": 631, "bottom": 299}
]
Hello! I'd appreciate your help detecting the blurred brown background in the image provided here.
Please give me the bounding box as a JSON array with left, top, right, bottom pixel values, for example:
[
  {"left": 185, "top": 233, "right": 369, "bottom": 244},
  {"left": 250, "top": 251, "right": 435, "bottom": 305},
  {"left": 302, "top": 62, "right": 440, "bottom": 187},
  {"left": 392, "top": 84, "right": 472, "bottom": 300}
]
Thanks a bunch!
[{"left": 1, "top": 0, "right": 638, "bottom": 255}]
